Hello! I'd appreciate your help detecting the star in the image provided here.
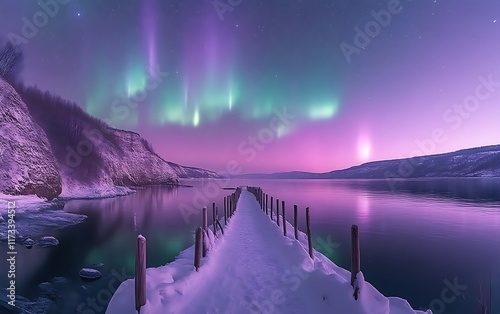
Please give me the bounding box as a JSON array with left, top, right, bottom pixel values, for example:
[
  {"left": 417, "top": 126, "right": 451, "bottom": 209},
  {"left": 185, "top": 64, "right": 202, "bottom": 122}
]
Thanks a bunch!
[
  {"left": 77, "top": 13, "right": 81, "bottom": 17},
  {"left": 494, "top": 20, "right": 497, "bottom": 23}
]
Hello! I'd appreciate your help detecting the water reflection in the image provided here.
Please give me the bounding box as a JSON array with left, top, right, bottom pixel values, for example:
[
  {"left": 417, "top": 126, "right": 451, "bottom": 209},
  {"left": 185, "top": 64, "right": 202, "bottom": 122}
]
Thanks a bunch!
[
  {"left": 1, "top": 179, "right": 499, "bottom": 314},
  {"left": 356, "top": 191, "right": 371, "bottom": 224}
]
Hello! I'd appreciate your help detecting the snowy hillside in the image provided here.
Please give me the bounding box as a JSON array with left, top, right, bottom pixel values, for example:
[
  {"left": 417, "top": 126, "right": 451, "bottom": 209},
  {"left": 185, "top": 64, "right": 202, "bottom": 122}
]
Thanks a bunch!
[
  {"left": 167, "top": 161, "right": 223, "bottom": 179},
  {"left": 58, "top": 127, "right": 180, "bottom": 198},
  {"left": 0, "top": 78, "right": 61, "bottom": 200},
  {"left": 0, "top": 79, "right": 181, "bottom": 199},
  {"left": 241, "top": 145, "right": 500, "bottom": 180}
]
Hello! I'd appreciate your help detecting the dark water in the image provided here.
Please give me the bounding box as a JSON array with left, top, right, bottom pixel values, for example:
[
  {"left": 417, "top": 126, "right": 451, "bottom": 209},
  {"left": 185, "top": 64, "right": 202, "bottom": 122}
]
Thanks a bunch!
[{"left": 1, "top": 178, "right": 500, "bottom": 313}]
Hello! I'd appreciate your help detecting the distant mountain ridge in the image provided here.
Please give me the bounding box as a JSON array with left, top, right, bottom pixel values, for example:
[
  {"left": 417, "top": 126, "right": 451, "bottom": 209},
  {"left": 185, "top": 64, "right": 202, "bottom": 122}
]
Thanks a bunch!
[{"left": 239, "top": 145, "right": 500, "bottom": 179}]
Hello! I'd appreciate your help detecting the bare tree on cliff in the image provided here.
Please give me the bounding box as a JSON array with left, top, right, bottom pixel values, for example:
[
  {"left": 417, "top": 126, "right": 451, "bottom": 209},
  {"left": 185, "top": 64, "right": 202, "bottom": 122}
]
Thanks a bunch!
[{"left": 0, "top": 41, "right": 24, "bottom": 83}]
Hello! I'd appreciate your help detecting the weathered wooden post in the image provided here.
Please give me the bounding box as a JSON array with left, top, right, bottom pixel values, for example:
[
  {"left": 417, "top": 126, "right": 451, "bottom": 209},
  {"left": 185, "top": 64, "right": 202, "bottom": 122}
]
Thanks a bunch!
[
  {"left": 262, "top": 193, "right": 265, "bottom": 211},
  {"left": 276, "top": 198, "right": 280, "bottom": 227},
  {"left": 306, "top": 207, "right": 313, "bottom": 259},
  {"left": 203, "top": 206, "right": 208, "bottom": 229},
  {"left": 224, "top": 197, "right": 227, "bottom": 225},
  {"left": 270, "top": 196, "right": 274, "bottom": 220},
  {"left": 194, "top": 227, "right": 202, "bottom": 271},
  {"left": 260, "top": 191, "right": 265, "bottom": 210},
  {"left": 282, "top": 200, "right": 287, "bottom": 236},
  {"left": 212, "top": 202, "right": 217, "bottom": 234},
  {"left": 135, "top": 235, "right": 146, "bottom": 313},
  {"left": 266, "top": 194, "right": 269, "bottom": 215},
  {"left": 294, "top": 205, "right": 298, "bottom": 240},
  {"left": 351, "top": 225, "right": 361, "bottom": 300},
  {"left": 202, "top": 206, "right": 207, "bottom": 257}
]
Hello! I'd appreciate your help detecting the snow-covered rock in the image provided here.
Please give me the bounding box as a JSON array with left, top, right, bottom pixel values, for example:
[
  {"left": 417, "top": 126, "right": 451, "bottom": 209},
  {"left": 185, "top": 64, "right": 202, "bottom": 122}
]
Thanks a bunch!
[
  {"left": 37, "top": 236, "right": 59, "bottom": 247},
  {"left": 0, "top": 78, "right": 62, "bottom": 200},
  {"left": 23, "top": 238, "right": 34, "bottom": 248}
]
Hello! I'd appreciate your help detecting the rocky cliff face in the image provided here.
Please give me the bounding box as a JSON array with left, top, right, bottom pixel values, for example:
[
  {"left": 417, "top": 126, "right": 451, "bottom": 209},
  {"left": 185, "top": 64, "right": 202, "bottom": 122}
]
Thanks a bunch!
[
  {"left": 59, "top": 126, "right": 180, "bottom": 198},
  {"left": 0, "top": 78, "right": 61, "bottom": 200},
  {"left": 21, "top": 97, "right": 180, "bottom": 198}
]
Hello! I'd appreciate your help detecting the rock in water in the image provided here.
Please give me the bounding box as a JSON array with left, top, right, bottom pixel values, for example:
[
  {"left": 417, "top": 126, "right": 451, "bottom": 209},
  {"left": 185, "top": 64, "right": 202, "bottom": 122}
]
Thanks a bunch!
[
  {"left": 23, "top": 238, "right": 35, "bottom": 248},
  {"left": 37, "top": 236, "right": 59, "bottom": 247},
  {"left": 79, "top": 268, "right": 101, "bottom": 280}
]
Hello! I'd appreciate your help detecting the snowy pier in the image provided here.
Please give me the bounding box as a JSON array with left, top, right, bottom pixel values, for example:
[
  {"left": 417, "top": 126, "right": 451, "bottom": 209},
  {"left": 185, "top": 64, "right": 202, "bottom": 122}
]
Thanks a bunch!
[{"left": 107, "top": 187, "right": 430, "bottom": 314}]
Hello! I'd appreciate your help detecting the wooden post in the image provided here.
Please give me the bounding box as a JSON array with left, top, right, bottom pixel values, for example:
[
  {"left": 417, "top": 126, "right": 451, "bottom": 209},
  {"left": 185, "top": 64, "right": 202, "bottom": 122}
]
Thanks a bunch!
[
  {"left": 282, "top": 200, "right": 286, "bottom": 236},
  {"left": 276, "top": 198, "right": 280, "bottom": 227},
  {"left": 194, "top": 227, "right": 202, "bottom": 271},
  {"left": 262, "top": 193, "right": 265, "bottom": 211},
  {"left": 294, "top": 205, "right": 298, "bottom": 240},
  {"left": 212, "top": 202, "right": 217, "bottom": 234},
  {"left": 203, "top": 206, "right": 208, "bottom": 229},
  {"left": 216, "top": 206, "right": 219, "bottom": 232},
  {"left": 351, "top": 224, "right": 360, "bottom": 300},
  {"left": 224, "top": 197, "right": 227, "bottom": 225},
  {"left": 266, "top": 194, "right": 268, "bottom": 215},
  {"left": 270, "top": 196, "right": 273, "bottom": 221},
  {"left": 202, "top": 206, "right": 207, "bottom": 257},
  {"left": 306, "top": 207, "right": 313, "bottom": 259},
  {"left": 135, "top": 235, "right": 146, "bottom": 313}
]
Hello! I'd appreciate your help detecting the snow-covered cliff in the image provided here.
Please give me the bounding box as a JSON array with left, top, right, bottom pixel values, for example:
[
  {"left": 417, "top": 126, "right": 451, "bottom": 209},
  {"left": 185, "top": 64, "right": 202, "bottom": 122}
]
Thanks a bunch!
[
  {"left": 59, "top": 127, "right": 180, "bottom": 198},
  {"left": 167, "top": 161, "right": 223, "bottom": 179},
  {"left": 0, "top": 78, "right": 61, "bottom": 200},
  {"left": 1, "top": 79, "right": 180, "bottom": 199}
]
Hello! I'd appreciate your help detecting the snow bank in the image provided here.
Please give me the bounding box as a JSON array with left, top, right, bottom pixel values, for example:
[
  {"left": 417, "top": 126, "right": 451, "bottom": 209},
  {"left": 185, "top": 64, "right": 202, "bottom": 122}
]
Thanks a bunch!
[
  {"left": 0, "top": 193, "right": 52, "bottom": 213},
  {"left": 58, "top": 173, "right": 135, "bottom": 199},
  {"left": 0, "top": 193, "right": 85, "bottom": 240},
  {"left": 106, "top": 189, "right": 431, "bottom": 314}
]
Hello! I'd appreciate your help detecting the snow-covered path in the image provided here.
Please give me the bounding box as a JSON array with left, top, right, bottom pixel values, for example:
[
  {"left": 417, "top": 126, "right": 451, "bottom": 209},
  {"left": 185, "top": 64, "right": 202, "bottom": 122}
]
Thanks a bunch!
[
  {"left": 178, "top": 189, "right": 310, "bottom": 313},
  {"left": 106, "top": 189, "right": 430, "bottom": 314}
]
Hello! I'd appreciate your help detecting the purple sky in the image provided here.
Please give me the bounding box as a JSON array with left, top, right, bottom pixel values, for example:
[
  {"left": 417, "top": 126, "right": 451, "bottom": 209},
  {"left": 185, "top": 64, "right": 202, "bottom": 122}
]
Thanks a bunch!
[{"left": 1, "top": 0, "right": 499, "bottom": 173}]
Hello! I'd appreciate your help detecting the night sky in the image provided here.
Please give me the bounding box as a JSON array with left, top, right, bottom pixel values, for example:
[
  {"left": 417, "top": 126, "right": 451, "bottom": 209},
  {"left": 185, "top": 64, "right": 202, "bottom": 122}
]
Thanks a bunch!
[{"left": 1, "top": 0, "right": 499, "bottom": 173}]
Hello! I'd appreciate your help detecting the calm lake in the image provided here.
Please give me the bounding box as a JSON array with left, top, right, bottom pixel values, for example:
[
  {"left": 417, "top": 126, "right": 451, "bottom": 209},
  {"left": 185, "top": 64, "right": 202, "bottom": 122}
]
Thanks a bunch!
[{"left": 2, "top": 178, "right": 500, "bottom": 313}]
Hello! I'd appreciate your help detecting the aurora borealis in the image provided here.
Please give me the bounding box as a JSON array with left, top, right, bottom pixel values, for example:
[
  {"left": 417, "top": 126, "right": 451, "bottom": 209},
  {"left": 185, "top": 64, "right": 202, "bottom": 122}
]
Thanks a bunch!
[{"left": 1, "top": 0, "right": 500, "bottom": 173}]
